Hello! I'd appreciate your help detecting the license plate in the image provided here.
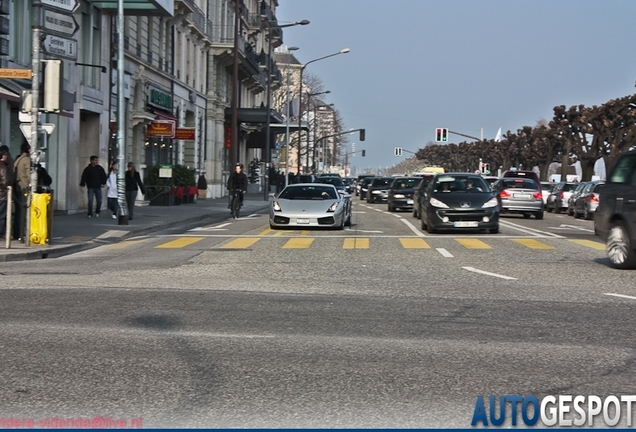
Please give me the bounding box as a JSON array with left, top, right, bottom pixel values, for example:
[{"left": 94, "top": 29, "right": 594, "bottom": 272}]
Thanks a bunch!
[
  {"left": 514, "top": 193, "right": 531, "bottom": 199},
  {"left": 296, "top": 218, "right": 310, "bottom": 224},
  {"left": 407, "top": 199, "right": 414, "bottom": 204},
  {"left": 454, "top": 221, "right": 479, "bottom": 228}
]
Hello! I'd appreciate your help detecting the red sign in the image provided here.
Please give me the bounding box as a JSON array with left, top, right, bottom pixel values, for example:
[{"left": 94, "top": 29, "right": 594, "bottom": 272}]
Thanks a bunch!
[
  {"left": 146, "top": 120, "right": 175, "bottom": 138},
  {"left": 174, "top": 127, "right": 195, "bottom": 140},
  {"left": 224, "top": 126, "right": 232, "bottom": 149}
]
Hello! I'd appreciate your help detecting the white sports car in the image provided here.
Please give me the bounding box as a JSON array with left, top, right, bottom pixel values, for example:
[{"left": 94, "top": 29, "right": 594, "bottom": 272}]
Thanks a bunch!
[{"left": 269, "top": 183, "right": 352, "bottom": 229}]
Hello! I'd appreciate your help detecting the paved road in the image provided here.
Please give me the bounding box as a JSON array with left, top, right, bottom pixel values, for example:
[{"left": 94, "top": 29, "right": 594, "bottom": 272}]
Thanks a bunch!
[{"left": 1, "top": 199, "right": 634, "bottom": 428}]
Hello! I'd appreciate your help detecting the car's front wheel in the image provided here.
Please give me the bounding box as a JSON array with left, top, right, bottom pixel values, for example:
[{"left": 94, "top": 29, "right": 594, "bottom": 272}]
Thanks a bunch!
[{"left": 607, "top": 223, "right": 636, "bottom": 269}]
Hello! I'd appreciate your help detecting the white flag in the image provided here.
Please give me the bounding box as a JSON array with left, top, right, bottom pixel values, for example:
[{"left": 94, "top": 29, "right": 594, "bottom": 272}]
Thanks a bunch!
[{"left": 494, "top": 127, "right": 503, "bottom": 142}]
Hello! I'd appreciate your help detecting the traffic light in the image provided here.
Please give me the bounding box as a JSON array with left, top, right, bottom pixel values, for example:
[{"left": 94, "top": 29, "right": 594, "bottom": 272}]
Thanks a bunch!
[
  {"left": 394, "top": 147, "right": 402, "bottom": 156},
  {"left": 43, "top": 59, "right": 63, "bottom": 113},
  {"left": 361, "top": 150, "right": 366, "bottom": 157},
  {"left": 359, "top": 129, "right": 365, "bottom": 141},
  {"left": 435, "top": 128, "right": 449, "bottom": 142}
]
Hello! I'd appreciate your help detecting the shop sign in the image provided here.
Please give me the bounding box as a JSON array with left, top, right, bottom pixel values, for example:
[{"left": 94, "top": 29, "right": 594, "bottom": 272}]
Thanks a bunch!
[
  {"left": 174, "top": 128, "right": 195, "bottom": 140},
  {"left": 147, "top": 84, "right": 172, "bottom": 111},
  {"left": 146, "top": 119, "right": 175, "bottom": 138}
]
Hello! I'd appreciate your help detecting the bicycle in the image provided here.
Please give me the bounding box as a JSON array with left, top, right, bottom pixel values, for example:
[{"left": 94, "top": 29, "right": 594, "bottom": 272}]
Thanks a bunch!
[{"left": 229, "top": 189, "right": 242, "bottom": 219}]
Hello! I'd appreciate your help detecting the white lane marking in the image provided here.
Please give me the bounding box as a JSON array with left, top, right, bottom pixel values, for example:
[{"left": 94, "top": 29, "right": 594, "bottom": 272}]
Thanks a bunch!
[
  {"left": 437, "top": 248, "right": 454, "bottom": 258},
  {"left": 463, "top": 266, "right": 517, "bottom": 280},
  {"left": 401, "top": 219, "right": 426, "bottom": 237},
  {"left": 352, "top": 211, "right": 366, "bottom": 213},
  {"left": 356, "top": 230, "right": 384, "bottom": 233},
  {"left": 604, "top": 293, "right": 636, "bottom": 301},
  {"left": 552, "top": 224, "right": 595, "bottom": 233},
  {"left": 374, "top": 208, "right": 384, "bottom": 212},
  {"left": 393, "top": 214, "right": 402, "bottom": 218},
  {"left": 499, "top": 220, "right": 564, "bottom": 238}
]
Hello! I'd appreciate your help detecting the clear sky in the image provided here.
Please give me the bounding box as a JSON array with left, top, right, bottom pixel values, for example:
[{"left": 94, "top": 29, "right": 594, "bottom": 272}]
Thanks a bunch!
[{"left": 276, "top": 0, "right": 636, "bottom": 173}]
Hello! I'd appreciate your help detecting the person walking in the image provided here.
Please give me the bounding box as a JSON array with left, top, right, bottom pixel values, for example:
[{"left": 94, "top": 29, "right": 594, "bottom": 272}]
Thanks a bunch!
[
  {"left": 12, "top": 141, "right": 30, "bottom": 241},
  {"left": 226, "top": 163, "right": 248, "bottom": 207},
  {"left": 0, "top": 149, "right": 12, "bottom": 240},
  {"left": 80, "top": 155, "right": 107, "bottom": 218},
  {"left": 125, "top": 162, "right": 145, "bottom": 220},
  {"left": 106, "top": 162, "right": 119, "bottom": 219}
]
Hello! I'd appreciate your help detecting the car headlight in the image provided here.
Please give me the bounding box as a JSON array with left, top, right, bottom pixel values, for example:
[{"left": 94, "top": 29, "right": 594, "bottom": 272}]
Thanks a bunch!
[
  {"left": 429, "top": 197, "right": 449, "bottom": 208},
  {"left": 372, "top": 190, "right": 381, "bottom": 194},
  {"left": 273, "top": 201, "right": 282, "bottom": 212},
  {"left": 327, "top": 202, "right": 339, "bottom": 212},
  {"left": 393, "top": 194, "right": 405, "bottom": 199},
  {"left": 481, "top": 197, "right": 498, "bottom": 208}
]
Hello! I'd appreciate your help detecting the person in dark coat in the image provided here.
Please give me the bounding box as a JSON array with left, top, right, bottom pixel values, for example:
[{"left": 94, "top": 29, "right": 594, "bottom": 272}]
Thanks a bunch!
[
  {"left": 125, "top": 162, "right": 145, "bottom": 220},
  {"left": 226, "top": 163, "right": 248, "bottom": 206},
  {"left": 80, "top": 155, "right": 107, "bottom": 218},
  {"left": 0, "top": 149, "right": 12, "bottom": 240}
]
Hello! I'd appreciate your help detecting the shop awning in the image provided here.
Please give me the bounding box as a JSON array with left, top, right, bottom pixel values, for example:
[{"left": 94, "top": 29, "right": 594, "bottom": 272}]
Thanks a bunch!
[
  {"left": 85, "top": 0, "right": 173, "bottom": 15},
  {"left": 0, "top": 84, "right": 20, "bottom": 102},
  {"left": 225, "top": 107, "right": 285, "bottom": 125}
]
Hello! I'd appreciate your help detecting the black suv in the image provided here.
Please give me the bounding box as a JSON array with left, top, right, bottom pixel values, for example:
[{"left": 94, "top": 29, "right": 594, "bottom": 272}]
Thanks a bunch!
[{"left": 595, "top": 150, "right": 636, "bottom": 268}]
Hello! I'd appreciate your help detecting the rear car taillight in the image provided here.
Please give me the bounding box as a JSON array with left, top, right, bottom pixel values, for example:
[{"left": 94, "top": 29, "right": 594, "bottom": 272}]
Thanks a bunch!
[
  {"left": 589, "top": 194, "right": 599, "bottom": 203},
  {"left": 559, "top": 191, "right": 564, "bottom": 199},
  {"left": 499, "top": 190, "right": 511, "bottom": 198},
  {"left": 532, "top": 192, "right": 542, "bottom": 200}
]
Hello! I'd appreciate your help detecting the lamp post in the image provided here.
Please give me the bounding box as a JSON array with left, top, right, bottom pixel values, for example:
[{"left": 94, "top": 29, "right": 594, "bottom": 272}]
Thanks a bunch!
[
  {"left": 283, "top": 47, "right": 300, "bottom": 187},
  {"left": 312, "top": 103, "right": 334, "bottom": 173},
  {"left": 297, "top": 48, "right": 350, "bottom": 174},
  {"left": 304, "top": 90, "right": 330, "bottom": 173},
  {"left": 263, "top": 19, "right": 309, "bottom": 200}
]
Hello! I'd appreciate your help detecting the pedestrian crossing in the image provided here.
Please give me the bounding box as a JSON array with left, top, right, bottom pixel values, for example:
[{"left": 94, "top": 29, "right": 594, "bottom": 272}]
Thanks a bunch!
[{"left": 103, "top": 234, "right": 606, "bottom": 252}]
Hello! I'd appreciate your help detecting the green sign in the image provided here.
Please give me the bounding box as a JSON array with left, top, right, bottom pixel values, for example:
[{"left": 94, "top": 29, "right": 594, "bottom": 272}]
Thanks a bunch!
[{"left": 148, "top": 84, "right": 172, "bottom": 110}]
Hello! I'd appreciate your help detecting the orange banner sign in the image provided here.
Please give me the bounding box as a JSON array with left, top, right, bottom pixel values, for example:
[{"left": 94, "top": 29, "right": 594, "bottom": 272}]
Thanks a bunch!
[
  {"left": 146, "top": 120, "right": 175, "bottom": 138},
  {"left": 174, "top": 128, "right": 195, "bottom": 140}
]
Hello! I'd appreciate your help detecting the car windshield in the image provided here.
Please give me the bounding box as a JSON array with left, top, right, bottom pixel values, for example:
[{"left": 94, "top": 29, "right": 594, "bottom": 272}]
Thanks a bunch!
[
  {"left": 371, "top": 178, "right": 392, "bottom": 187},
  {"left": 316, "top": 177, "right": 344, "bottom": 187},
  {"left": 391, "top": 178, "right": 421, "bottom": 189},
  {"left": 433, "top": 176, "right": 488, "bottom": 193},
  {"left": 502, "top": 179, "right": 539, "bottom": 190},
  {"left": 279, "top": 185, "right": 338, "bottom": 200}
]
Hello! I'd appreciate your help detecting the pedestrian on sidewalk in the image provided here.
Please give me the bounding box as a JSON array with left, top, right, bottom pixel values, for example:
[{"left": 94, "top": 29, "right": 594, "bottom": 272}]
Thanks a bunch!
[
  {"left": 12, "top": 141, "right": 30, "bottom": 241},
  {"left": 106, "top": 162, "right": 119, "bottom": 219},
  {"left": 0, "top": 148, "right": 12, "bottom": 240},
  {"left": 226, "top": 163, "right": 248, "bottom": 207},
  {"left": 125, "top": 162, "right": 145, "bottom": 220},
  {"left": 80, "top": 155, "right": 107, "bottom": 218}
]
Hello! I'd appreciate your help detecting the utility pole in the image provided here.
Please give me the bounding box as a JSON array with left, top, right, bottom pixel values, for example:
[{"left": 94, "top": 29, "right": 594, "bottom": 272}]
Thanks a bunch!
[{"left": 116, "top": 0, "right": 128, "bottom": 224}]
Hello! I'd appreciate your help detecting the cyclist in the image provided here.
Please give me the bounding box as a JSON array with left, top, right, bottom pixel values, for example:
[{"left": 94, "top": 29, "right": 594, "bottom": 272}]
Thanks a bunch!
[{"left": 226, "top": 162, "right": 248, "bottom": 208}]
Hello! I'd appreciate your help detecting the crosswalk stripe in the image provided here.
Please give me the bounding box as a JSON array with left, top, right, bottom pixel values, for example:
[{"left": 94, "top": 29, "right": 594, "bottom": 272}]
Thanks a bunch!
[
  {"left": 343, "top": 238, "right": 370, "bottom": 249},
  {"left": 221, "top": 238, "right": 261, "bottom": 249},
  {"left": 155, "top": 237, "right": 205, "bottom": 248},
  {"left": 568, "top": 239, "right": 606, "bottom": 250},
  {"left": 455, "top": 238, "right": 491, "bottom": 249},
  {"left": 512, "top": 239, "right": 555, "bottom": 249},
  {"left": 258, "top": 228, "right": 272, "bottom": 236},
  {"left": 105, "top": 239, "right": 149, "bottom": 250},
  {"left": 282, "top": 238, "right": 315, "bottom": 249},
  {"left": 399, "top": 238, "right": 431, "bottom": 249}
]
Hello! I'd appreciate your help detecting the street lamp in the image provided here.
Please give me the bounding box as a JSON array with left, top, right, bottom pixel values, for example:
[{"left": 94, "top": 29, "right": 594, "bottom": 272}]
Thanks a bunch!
[
  {"left": 283, "top": 47, "right": 300, "bottom": 187},
  {"left": 263, "top": 19, "right": 309, "bottom": 200},
  {"left": 312, "top": 103, "right": 334, "bottom": 173},
  {"left": 305, "top": 90, "right": 330, "bottom": 172},
  {"left": 297, "top": 48, "right": 350, "bottom": 173}
]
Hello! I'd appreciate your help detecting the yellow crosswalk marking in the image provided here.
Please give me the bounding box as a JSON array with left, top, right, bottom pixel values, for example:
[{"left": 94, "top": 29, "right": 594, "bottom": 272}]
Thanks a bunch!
[
  {"left": 512, "top": 239, "right": 555, "bottom": 249},
  {"left": 455, "top": 238, "right": 491, "bottom": 249},
  {"left": 282, "top": 238, "right": 315, "bottom": 249},
  {"left": 155, "top": 237, "right": 205, "bottom": 248},
  {"left": 105, "top": 239, "right": 149, "bottom": 250},
  {"left": 258, "top": 228, "right": 272, "bottom": 236},
  {"left": 568, "top": 239, "right": 606, "bottom": 250},
  {"left": 300, "top": 230, "right": 310, "bottom": 236},
  {"left": 399, "top": 238, "right": 431, "bottom": 249},
  {"left": 343, "top": 238, "right": 369, "bottom": 249},
  {"left": 221, "top": 238, "right": 261, "bottom": 249}
]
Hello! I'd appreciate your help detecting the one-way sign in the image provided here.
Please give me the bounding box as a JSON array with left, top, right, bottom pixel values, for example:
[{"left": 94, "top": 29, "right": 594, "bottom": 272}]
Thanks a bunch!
[
  {"left": 42, "top": 33, "right": 77, "bottom": 60},
  {"left": 43, "top": 9, "right": 79, "bottom": 37}
]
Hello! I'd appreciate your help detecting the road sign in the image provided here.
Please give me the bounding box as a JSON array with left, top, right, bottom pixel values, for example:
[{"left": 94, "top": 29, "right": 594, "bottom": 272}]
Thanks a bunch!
[
  {"left": 42, "top": 33, "right": 77, "bottom": 60},
  {"left": 20, "top": 123, "right": 56, "bottom": 144},
  {"left": 0, "top": 68, "right": 32, "bottom": 79},
  {"left": 43, "top": 8, "right": 79, "bottom": 37},
  {"left": 41, "top": 0, "right": 80, "bottom": 13}
]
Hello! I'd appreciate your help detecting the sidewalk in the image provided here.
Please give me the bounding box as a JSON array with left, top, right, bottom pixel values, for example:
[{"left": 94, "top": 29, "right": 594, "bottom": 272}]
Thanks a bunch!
[{"left": 0, "top": 192, "right": 271, "bottom": 262}]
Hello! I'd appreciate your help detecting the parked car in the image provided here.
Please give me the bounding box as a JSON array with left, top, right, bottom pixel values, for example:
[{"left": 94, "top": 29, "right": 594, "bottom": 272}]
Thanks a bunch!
[
  {"left": 412, "top": 173, "right": 436, "bottom": 219},
  {"left": 269, "top": 183, "right": 351, "bottom": 229},
  {"left": 567, "top": 182, "right": 590, "bottom": 216},
  {"left": 595, "top": 150, "right": 636, "bottom": 268},
  {"left": 491, "top": 178, "right": 544, "bottom": 219},
  {"left": 502, "top": 169, "right": 541, "bottom": 187},
  {"left": 573, "top": 181, "right": 604, "bottom": 220},
  {"left": 546, "top": 181, "right": 578, "bottom": 213},
  {"left": 387, "top": 177, "right": 421, "bottom": 212},
  {"left": 419, "top": 173, "right": 499, "bottom": 234},
  {"left": 540, "top": 181, "right": 555, "bottom": 205},
  {"left": 366, "top": 177, "right": 393, "bottom": 203},
  {"left": 359, "top": 177, "right": 375, "bottom": 200}
]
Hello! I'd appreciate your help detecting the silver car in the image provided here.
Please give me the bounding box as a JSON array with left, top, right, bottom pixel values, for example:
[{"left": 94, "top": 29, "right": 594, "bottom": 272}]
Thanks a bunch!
[
  {"left": 573, "top": 181, "right": 604, "bottom": 220},
  {"left": 269, "top": 183, "right": 352, "bottom": 229},
  {"left": 492, "top": 178, "right": 544, "bottom": 219}
]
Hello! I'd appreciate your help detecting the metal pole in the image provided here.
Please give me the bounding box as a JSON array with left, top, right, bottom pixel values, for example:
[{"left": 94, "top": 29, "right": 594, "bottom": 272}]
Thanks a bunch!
[
  {"left": 116, "top": 0, "right": 128, "bottom": 224},
  {"left": 263, "top": 21, "right": 273, "bottom": 200},
  {"left": 27, "top": 20, "right": 42, "bottom": 247},
  {"left": 284, "top": 57, "right": 291, "bottom": 187},
  {"left": 297, "top": 67, "right": 304, "bottom": 174},
  {"left": 231, "top": 1, "right": 240, "bottom": 168}
]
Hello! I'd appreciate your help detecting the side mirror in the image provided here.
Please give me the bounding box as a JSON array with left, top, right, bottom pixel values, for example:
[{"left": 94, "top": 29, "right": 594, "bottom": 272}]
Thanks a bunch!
[{"left": 268, "top": 192, "right": 276, "bottom": 199}]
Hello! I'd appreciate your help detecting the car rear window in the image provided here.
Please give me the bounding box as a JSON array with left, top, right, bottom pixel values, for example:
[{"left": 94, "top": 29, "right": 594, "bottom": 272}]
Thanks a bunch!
[
  {"left": 562, "top": 183, "right": 578, "bottom": 192},
  {"left": 502, "top": 179, "right": 538, "bottom": 189},
  {"left": 609, "top": 153, "right": 636, "bottom": 185}
]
